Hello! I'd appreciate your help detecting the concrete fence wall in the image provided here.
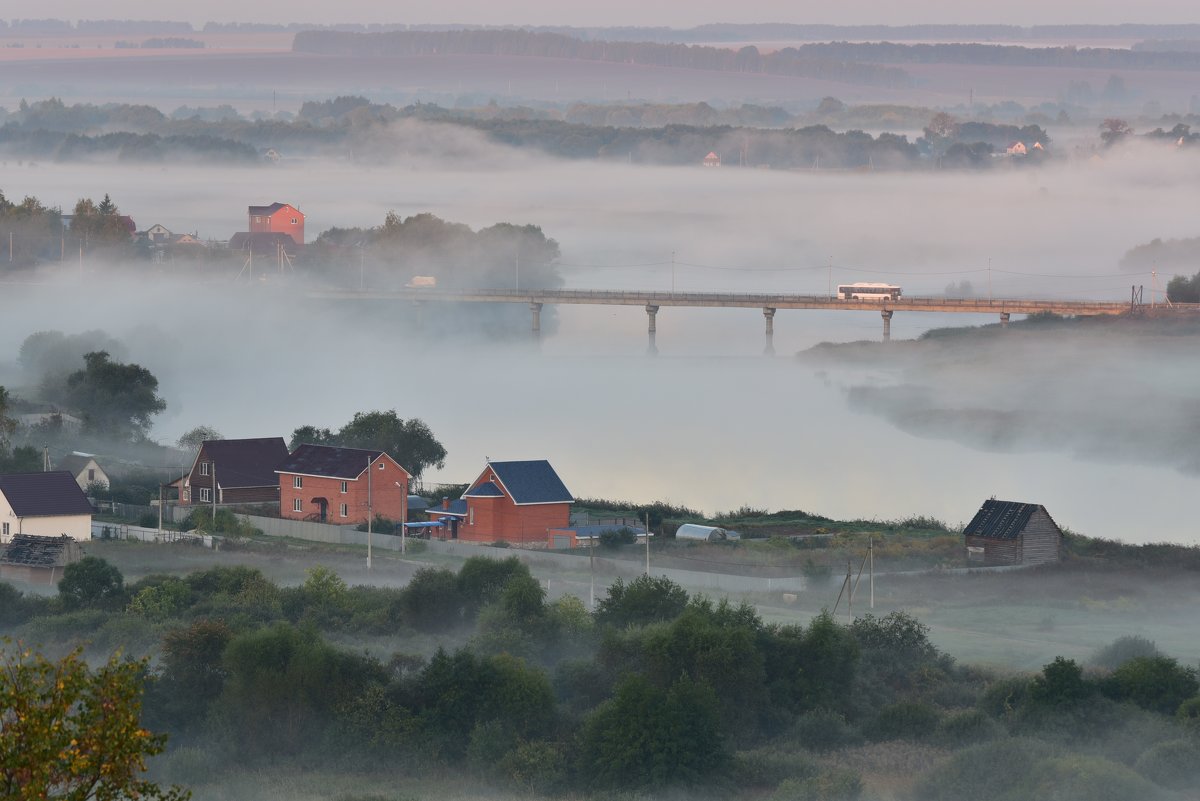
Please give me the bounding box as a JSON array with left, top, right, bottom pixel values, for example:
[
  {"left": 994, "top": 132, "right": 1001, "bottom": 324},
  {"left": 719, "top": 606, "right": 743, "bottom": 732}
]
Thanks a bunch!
[{"left": 239, "top": 513, "right": 409, "bottom": 552}]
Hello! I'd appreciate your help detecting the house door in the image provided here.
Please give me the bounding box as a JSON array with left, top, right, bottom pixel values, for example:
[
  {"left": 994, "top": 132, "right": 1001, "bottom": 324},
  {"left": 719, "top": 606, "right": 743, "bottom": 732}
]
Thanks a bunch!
[{"left": 315, "top": 498, "right": 328, "bottom": 522}]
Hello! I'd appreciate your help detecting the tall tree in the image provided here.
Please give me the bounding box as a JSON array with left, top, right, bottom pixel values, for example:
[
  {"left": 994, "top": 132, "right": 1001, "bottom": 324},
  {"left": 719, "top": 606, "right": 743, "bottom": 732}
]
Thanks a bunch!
[
  {"left": 63, "top": 351, "right": 166, "bottom": 440},
  {"left": 290, "top": 409, "right": 446, "bottom": 479}
]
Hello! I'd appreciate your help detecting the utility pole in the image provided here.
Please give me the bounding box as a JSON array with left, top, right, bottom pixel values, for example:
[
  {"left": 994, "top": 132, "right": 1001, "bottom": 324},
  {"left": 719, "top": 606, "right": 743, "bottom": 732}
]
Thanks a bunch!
[
  {"left": 515, "top": 245, "right": 520, "bottom": 292},
  {"left": 158, "top": 483, "right": 164, "bottom": 538},
  {"left": 8, "top": 231, "right": 12, "bottom": 262},
  {"left": 846, "top": 560, "right": 853, "bottom": 621},
  {"left": 869, "top": 536, "right": 875, "bottom": 609},
  {"left": 988, "top": 258, "right": 993, "bottom": 302},
  {"left": 828, "top": 258, "right": 832, "bottom": 298},
  {"left": 671, "top": 250, "right": 676, "bottom": 294},
  {"left": 589, "top": 532, "right": 595, "bottom": 611},
  {"left": 211, "top": 461, "right": 217, "bottom": 525},
  {"left": 644, "top": 513, "right": 651, "bottom": 576},
  {"left": 367, "top": 455, "right": 373, "bottom": 571}
]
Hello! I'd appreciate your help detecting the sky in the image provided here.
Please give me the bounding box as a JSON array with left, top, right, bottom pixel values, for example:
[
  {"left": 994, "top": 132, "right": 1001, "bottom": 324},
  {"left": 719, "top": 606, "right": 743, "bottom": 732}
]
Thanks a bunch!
[{"left": 3, "top": 0, "right": 1199, "bottom": 27}]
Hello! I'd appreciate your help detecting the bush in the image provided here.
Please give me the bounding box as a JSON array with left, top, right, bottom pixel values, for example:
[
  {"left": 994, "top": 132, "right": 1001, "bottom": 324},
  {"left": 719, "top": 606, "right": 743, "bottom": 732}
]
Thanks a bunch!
[
  {"left": 979, "top": 675, "right": 1031, "bottom": 718},
  {"left": 914, "top": 738, "right": 1047, "bottom": 801},
  {"left": 58, "top": 556, "right": 126, "bottom": 610},
  {"left": 872, "top": 700, "right": 941, "bottom": 741},
  {"left": 934, "top": 709, "right": 1004, "bottom": 747},
  {"left": 772, "top": 769, "right": 863, "bottom": 801},
  {"left": 598, "top": 527, "right": 638, "bottom": 548},
  {"left": 1091, "top": 635, "right": 1160, "bottom": 670},
  {"left": 497, "top": 740, "right": 568, "bottom": 793},
  {"left": 1177, "top": 696, "right": 1200, "bottom": 730},
  {"left": 398, "top": 567, "right": 464, "bottom": 632},
  {"left": 732, "top": 748, "right": 819, "bottom": 788},
  {"left": 1135, "top": 739, "right": 1200, "bottom": 790},
  {"left": 1101, "top": 655, "right": 1198, "bottom": 715},
  {"left": 594, "top": 575, "right": 689, "bottom": 628},
  {"left": 791, "top": 709, "right": 859, "bottom": 752}
]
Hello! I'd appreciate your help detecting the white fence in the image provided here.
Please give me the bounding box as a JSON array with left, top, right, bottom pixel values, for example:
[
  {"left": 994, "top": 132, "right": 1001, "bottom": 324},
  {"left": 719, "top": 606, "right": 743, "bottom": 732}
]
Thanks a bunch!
[{"left": 91, "top": 521, "right": 215, "bottom": 548}]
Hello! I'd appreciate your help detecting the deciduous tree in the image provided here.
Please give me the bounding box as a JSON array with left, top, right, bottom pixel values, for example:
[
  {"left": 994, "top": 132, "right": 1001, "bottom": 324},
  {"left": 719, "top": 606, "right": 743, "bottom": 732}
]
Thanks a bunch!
[{"left": 0, "top": 640, "right": 188, "bottom": 801}]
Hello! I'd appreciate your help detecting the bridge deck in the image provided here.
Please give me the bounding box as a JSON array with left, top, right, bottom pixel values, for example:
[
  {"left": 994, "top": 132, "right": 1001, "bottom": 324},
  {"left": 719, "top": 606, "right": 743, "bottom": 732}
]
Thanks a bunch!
[{"left": 311, "top": 288, "right": 1150, "bottom": 316}]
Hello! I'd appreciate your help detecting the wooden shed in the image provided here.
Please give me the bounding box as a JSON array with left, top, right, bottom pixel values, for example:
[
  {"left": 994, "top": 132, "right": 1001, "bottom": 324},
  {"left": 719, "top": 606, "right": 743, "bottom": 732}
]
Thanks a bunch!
[{"left": 963, "top": 499, "right": 1063, "bottom": 566}]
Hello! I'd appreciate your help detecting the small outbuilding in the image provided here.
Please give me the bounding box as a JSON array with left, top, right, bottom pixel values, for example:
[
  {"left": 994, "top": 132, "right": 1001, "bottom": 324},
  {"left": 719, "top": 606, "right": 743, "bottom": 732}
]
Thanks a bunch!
[
  {"left": 56, "top": 453, "right": 110, "bottom": 491},
  {"left": 963, "top": 499, "right": 1063, "bottom": 566},
  {"left": 0, "top": 534, "right": 82, "bottom": 585},
  {"left": 675, "top": 523, "right": 737, "bottom": 542}
]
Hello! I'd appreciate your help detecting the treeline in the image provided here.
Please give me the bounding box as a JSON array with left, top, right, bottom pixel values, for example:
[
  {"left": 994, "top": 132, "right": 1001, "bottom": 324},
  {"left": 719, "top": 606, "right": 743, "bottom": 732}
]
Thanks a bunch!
[
  {"left": 292, "top": 29, "right": 912, "bottom": 88},
  {"left": 4, "top": 557, "right": 1200, "bottom": 798},
  {"left": 0, "top": 128, "right": 257, "bottom": 164},
  {"left": 797, "top": 41, "right": 1200, "bottom": 72}
]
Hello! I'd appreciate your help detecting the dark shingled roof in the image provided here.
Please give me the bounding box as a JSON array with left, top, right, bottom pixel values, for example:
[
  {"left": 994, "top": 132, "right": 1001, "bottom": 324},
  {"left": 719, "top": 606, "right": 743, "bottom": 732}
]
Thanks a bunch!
[
  {"left": 464, "top": 481, "right": 504, "bottom": 498},
  {"left": 486, "top": 460, "right": 573, "bottom": 505},
  {"left": 0, "top": 472, "right": 93, "bottom": 517},
  {"left": 248, "top": 202, "right": 300, "bottom": 216},
  {"left": 277, "top": 443, "right": 390, "bottom": 480},
  {"left": 963, "top": 500, "right": 1043, "bottom": 540},
  {"left": 201, "top": 438, "right": 289, "bottom": 489},
  {"left": 0, "top": 534, "right": 75, "bottom": 567}
]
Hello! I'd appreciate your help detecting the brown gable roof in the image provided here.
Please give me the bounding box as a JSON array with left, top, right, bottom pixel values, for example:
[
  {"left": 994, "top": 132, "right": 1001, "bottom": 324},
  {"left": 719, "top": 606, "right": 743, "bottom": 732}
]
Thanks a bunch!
[
  {"left": 0, "top": 471, "right": 93, "bottom": 517},
  {"left": 277, "top": 443, "right": 410, "bottom": 480},
  {"left": 198, "top": 438, "right": 289, "bottom": 489}
]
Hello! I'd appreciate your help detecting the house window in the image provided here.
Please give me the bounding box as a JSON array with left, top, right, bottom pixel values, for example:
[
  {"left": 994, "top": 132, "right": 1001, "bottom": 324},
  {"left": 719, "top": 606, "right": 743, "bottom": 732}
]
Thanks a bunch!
[
  {"left": 340, "top": 503, "right": 348, "bottom": 518},
  {"left": 88, "top": 468, "right": 95, "bottom": 481},
  {"left": 293, "top": 476, "right": 303, "bottom": 489},
  {"left": 293, "top": 498, "right": 303, "bottom": 513},
  {"left": 469, "top": 507, "right": 475, "bottom": 526},
  {"left": 378, "top": 462, "right": 384, "bottom": 470},
  {"left": 199, "top": 488, "right": 211, "bottom": 503},
  {"left": 290, "top": 217, "right": 298, "bottom": 224},
  {"left": 340, "top": 481, "right": 348, "bottom": 494},
  {"left": 200, "top": 462, "right": 209, "bottom": 476},
  {"left": 2, "top": 522, "right": 8, "bottom": 539}
]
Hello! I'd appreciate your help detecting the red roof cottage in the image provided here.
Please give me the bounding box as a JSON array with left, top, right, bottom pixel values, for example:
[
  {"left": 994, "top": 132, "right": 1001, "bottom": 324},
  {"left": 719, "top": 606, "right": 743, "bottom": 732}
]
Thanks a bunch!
[
  {"left": 277, "top": 444, "right": 410, "bottom": 525},
  {"left": 180, "top": 437, "right": 289, "bottom": 507},
  {"left": 248, "top": 202, "right": 305, "bottom": 245},
  {"left": 429, "top": 460, "right": 573, "bottom": 545}
]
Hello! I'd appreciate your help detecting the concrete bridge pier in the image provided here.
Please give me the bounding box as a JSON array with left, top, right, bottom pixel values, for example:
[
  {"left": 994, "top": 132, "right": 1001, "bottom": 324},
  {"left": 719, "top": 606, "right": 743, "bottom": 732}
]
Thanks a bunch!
[
  {"left": 530, "top": 302, "right": 543, "bottom": 339},
  {"left": 1000, "top": 312, "right": 1010, "bottom": 329},
  {"left": 881, "top": 309, "right": 893, "bottom": 342},
  {"left": 646, "top": 304, "right": 659, "bottom": 355},
  {"left": 763, "top": 307, "right": 776, "bottom": 355}
]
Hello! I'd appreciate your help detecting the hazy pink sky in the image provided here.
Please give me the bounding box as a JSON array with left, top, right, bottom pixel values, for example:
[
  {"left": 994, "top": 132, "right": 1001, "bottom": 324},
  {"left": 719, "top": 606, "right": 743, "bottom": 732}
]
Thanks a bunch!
[{"left": 5, "top": 0, "right": 1199, "bottom": 26}]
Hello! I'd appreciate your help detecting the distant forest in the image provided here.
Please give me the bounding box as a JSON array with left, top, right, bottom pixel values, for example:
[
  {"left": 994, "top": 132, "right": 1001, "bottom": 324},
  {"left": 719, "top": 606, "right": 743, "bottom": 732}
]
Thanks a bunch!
[
  {"left": 0, "top": 97, "right": 1077, "bottom": 170},
  {"left": 292, "top": 30, "right": 912, "bottom": 88}
]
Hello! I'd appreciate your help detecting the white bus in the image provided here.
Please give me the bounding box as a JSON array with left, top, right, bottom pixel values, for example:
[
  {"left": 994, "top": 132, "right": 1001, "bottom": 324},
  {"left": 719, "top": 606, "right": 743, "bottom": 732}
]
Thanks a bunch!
[{"left": 838, "top": 282, "right": 902, "bottom": 300}]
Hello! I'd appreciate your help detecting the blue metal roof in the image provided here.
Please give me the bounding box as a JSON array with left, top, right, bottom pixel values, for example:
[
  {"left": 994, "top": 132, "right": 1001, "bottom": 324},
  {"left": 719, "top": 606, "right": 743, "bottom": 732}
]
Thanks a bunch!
[
  {"left": 464, "top": 481, "right": 504, "bottom": 498},
  {"left": 427, "top": 498, "right": 468, "bottom": 517},
  {"left": 487, "top": 460, "right": 573, "bottom": 505}
]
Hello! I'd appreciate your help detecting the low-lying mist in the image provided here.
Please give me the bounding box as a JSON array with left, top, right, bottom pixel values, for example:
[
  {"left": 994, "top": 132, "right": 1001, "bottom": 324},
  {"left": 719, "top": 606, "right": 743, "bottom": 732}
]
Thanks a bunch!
[{"left": 2, "top": 141, "right": 1199, "bottom": 543}]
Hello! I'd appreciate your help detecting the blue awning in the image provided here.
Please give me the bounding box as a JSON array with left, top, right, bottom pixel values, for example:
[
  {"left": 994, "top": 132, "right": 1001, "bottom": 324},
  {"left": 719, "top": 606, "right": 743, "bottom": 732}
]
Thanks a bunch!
[{"left": 403, "top": 522, "right": 445, "bottom": 529}]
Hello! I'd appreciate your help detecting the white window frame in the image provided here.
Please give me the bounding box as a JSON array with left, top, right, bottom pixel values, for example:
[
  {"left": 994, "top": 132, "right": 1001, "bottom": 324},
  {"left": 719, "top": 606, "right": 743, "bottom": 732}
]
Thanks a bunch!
[
  {"left": 293, "top": 498, "right": 303, "bottom": 513},
  {"left": 377, "top": 462, "right": 384, "bottom": 470},
  {"left": 293, "top": 475, "right": 303, "bottom": 489},
  {"left": 469, "top": 506, "right": 475, "bottom": 525},
  {"left": 2, "top": 522, "right": 9, "bottom": 539},
  {"left": 199, "top": 488, "right": 211, "bottom": 503},
  {"left": 340, "top": 503, "right": 348, "bottom": 518},
  {"left": 340, "top": 481, "right": 348, "bottom": 494},
  {"left": 200, "top": 462, "right": 210, "bottom": 476}
]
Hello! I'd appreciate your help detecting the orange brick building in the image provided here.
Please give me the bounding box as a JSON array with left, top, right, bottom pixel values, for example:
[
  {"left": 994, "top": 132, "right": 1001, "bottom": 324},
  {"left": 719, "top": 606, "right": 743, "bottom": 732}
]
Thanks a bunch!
[
  {"left": 276, "top": 444, "right": 410, "bottom": 525},
  {"left": 248, "top": 202, "right": 305, "bottom": 245},
  {"left": 430, "top": 460, "right": 573, "bottom": 545}
]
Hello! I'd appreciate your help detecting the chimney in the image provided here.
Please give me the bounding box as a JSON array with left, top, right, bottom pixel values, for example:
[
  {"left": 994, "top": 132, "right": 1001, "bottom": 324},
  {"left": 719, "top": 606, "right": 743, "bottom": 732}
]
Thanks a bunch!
[{"left": 442, "top": 497, "right": 449, "bottom": 510}]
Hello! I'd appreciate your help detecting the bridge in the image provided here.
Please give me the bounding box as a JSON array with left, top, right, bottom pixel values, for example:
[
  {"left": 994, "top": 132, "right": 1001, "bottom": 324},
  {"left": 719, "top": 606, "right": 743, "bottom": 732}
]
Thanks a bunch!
[{"left": 311, "top": 287, "right": 1182, "bottom": 352}]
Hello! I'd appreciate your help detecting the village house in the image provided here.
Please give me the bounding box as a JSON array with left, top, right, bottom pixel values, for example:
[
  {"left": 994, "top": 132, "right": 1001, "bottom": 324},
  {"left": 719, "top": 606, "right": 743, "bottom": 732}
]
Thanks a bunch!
[
  {"left": 429, "top": 460, "right": 573, "bottom": 545},
  {"left": 0, "top": 534, "right": 83, "bottom": 586},
  {"left": 142, "top": 223, "right": 173, "bottom": 244},
  {"left": 703, "top": 151, "right": 722, "bottom": 167},
  {"left": 963, "top": 499, "right": 1063, "bottom": 566},
  {"left": 276, "top": 444, "right": 410, "bottom": 525},
  {"left": 180, "top": 437, "right": 288, "bottom": 507},
  {"left": 248, "top": 202, "right": 305, "bottom": 245},
  {"left": 1006, "top": 141, "right": 1028, "bottom": 156},
  {"left": 0, "top": 471, "right": 94, "bottom": 543},
  {"left": 55, "top": 453, "right": 110, "bottom": 491}
]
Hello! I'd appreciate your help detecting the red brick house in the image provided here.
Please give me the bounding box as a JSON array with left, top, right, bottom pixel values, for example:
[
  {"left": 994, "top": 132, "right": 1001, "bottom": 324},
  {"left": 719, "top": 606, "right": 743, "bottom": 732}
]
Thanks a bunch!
[
  {"left": 430, "top": 460, "right": 573, "bottom": 545},
  {"left": 248, "top": 202, "right": 304, "bottom": 245},
  {"left": 276, "top": 444, "right": 410, "bottom": 525},
  {"left": 180, "top": 437, "right": 289, "bottom": 507}
]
